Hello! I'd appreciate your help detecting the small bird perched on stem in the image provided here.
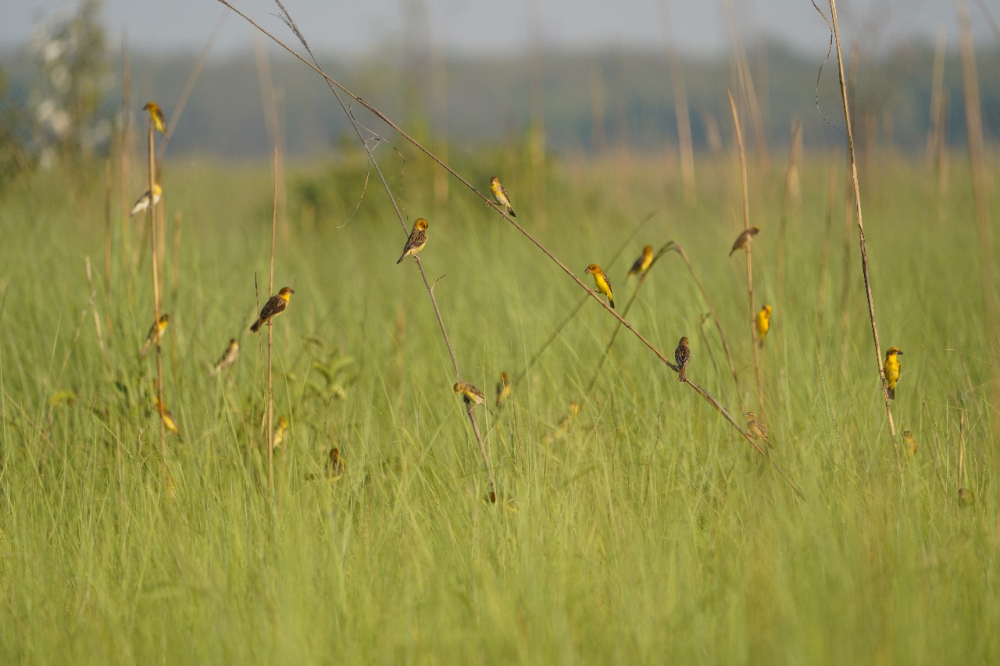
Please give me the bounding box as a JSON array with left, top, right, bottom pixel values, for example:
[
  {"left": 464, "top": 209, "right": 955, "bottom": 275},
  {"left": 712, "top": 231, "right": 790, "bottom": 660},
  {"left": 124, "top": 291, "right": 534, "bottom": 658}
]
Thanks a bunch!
[
  {"left": 251, "top": 287, "right": 294, "bottom": 332},
  {"left": 674, "top": 336, "right": 690, "bottom": 382},
  {"left": 627, "top": 245, "right": 654, "bottom": 280},
  {"left": 729, "top": 226, "right": 760, "bottom": 256},
  {"left": 397, "top": 218, "right": 429, "bottom": 264},
  {"left": 584, "top": 264, "right": 615, "bottom": 309},
  {"left": 143, "top": 101, "right": 166, "bottom": 133},
  {"left": 141, "top": 314, "right": 170, "bottom": 358},
  {"left": 490, "top": 177, "right": 516, "bottom": 217},
  {"left": 883, "top": 347, "right": 903, "bottom": 399}
]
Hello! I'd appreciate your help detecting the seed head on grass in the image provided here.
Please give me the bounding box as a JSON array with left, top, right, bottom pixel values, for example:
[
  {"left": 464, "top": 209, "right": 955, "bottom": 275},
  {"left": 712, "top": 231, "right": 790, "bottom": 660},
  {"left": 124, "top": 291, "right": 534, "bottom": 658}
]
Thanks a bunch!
[
  {"left": 251, "top": 287, "right": 294, "bottom": 333},
  {"left": 674, "top": 336, "right": 690, "bottom": 382},
  {"left": 495, "top": 371, "right": 512, "bottom": 408},
  {"left": 755, "top": 304, "right": 772, "bottom": 347},
  {"left": 490, "top": 177, "right": 516, "bottom": 217},
  {"left": 140, "top": 314, "right": 170, "bottom": 358},
  {"left": 143, "top": 101, "right": 166, "bottom": 133},
  {"left": 627, "top": 245, "right": 653, "bottom": 280},
  {"left": 210, "top": 338, "right": 239, "bottom": 376},
  {"left": 883, "top": 347, "right": 903, "bottom": 400},
  {"left": 729, "top": 226, "right": 760, "bottom": 257},
  {"left": 130, "top": 183, "right": 162, "bottom": 217},
  {"left": 396, "top": 218, "right": 429, "bottom": 264},
  {"left": 584, "top": 264, "right": 615, "bottom": 308}
]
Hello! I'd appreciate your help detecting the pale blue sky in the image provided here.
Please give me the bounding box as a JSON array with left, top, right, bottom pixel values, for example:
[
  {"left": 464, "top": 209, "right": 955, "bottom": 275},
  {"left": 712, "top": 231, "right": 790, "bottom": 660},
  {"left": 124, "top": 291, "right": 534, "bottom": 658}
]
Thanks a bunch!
[{"left": 5, "top": 0, "right": 993, "bottom": 57}]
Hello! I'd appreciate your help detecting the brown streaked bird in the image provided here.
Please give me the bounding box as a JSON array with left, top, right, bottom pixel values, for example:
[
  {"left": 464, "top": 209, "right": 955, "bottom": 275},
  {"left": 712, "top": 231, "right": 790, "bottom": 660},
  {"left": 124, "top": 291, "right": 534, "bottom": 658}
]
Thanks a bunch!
[
  {"left": 490, "top": 176, "right": 516, "bottom": 217},
  {"left": 454, "top": 382, "right": 487, "bottom": 408},
  {"left": 251, "top": 287, "right": 294, "bottom": 333},
  {"left": 584, "top": 264, "right": 615, "bottom": 309},
  {"left": 210, "top": 338, "right": 240, "bottom": 376},
  {"left": 674, "top": 336, "right": 690, "bottom": 382},
  {"left": 746, "top": 412, "right": 770, "bottom": 445},
  {"left": 496, "top": 371, "right": 512, "bottom": 408},
  {"left": 396, "top": 218, "right": 429, "bottom": 264},
  {"left": 729, "top": 226, "right": 761, "bottom": 257},
  {"left": 143, "top": 101, "right": 166, "bottom": 133},
  {"left": 140, "top": 314, "right": 170, "bottom": 358},
  {"left": 627, "top": 245, "right": 654, "bottom": 280},
  {"left": 883, "top": 347, "right": 903, "bottom": 400}
]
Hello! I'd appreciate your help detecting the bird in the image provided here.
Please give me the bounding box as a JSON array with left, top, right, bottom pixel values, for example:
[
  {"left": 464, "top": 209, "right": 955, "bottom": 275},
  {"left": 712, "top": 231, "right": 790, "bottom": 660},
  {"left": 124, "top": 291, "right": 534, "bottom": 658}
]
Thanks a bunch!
[
  {"left": 396, "top": 218, "right": 429, "bottom": 264},
  {"left": 143, "top": 101, "right": 166, "bottom": 133},
  {"left": 584, "top": 264, "right": 615, "bottom": 309},
  {"left": 674, "top": 336, "right": 690, "bottom": 382},
  {"left": 902, "top": 430, "right": 917, "bottom": 458},
  {"left": 746, "top": 412, "right": 769, "bottom": 444},
  {"left": 210, "top": 338, "right": 240, "bottom": 376},
  {"left": 327, "top": 447, "right": 346, "bottom": 479},
  {"left": 140, "top": 314, "right": 170, "bottom": 358},
  {"left": 627, "top": 245, "right": 654, "bottom": 280},
  {"left": 496, "top": 372, "right": 512, "bottom": 408},
  {"left": 729, "top": 226, "right": 761, "bottom": 257},
  {"left": 251, "top": 287, "right": 294, "bottom": 333},
  {"left": 129, "top": 183, "right": 162, "bottom": 216},
  {"left": 454, "top": 382, "right": 487, "bottom": 408},
  {"left": 883, "top": 347, "right": 903, "bottom": 399},
  {"left": 271, "top": 415, "right": 289, "bottom": 450},
  {"left": 490, "top": 176, "right": 516, "bottom": 217},
  {"left": 755, "top": 304, "right": 772, "bottom": 347}
]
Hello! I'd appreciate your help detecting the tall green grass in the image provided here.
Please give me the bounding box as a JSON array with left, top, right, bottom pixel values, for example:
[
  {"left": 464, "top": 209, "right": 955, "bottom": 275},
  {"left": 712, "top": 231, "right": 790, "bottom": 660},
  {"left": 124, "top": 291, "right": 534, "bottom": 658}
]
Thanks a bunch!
[{"left": 0, "top": 151, "right": 996, "bottom": 663}]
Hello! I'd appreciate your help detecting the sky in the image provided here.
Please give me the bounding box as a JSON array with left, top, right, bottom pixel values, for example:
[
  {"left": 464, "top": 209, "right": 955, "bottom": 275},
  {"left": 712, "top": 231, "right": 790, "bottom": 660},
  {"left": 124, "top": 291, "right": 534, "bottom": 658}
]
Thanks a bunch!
[{"left": 5, "top": 0, "right": 995, "bottom": 59}]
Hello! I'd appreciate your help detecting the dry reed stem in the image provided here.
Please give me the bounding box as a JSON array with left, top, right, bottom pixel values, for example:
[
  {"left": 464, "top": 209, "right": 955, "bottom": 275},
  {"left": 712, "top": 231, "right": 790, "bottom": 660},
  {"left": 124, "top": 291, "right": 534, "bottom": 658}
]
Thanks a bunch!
[
  {"left": 827, "top": 0, "right": 901, "bottom": 473},
  {"left": 147, "top": 121, "right": 167, "bottom": 463},
  {"left": 727, "top": 91, "right": 765, "bottom": 423},
  {"left": 219, "top": 0, "right": 803, "bottom": 500}
]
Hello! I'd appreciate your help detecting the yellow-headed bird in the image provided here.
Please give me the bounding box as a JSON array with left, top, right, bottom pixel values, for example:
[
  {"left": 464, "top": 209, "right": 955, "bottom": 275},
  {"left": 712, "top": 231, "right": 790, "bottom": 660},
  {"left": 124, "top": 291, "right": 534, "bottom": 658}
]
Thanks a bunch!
[
  {"left": 674, "top": 336, "right": 690, "bottom": 382},
  {"left": 140, "top": 314, "right": 170, "bottom": 358},
  {"left": 143, "top": 101, "right": 166, "bottom": 133},
  {"left": 454, "top": 382, "right": 487, "bottom": 408},
  {"left": 397, "top": 218, "right": 429, "bottom": 264},
  {"left": 729, "top": 226, "right": 760, "bottom": 257},
  {"left": 490, "top": 177, "right": 516, "bottom": 217},
  {"left": 496, "top": 372, "right": 512, "bottom": 408},
  {"left": 627, "top": 245, "right": 654, "bottom": 280},
  {"left": 883, "top": 347, "right": 903, "bottom": 400},
  {"left": 902, "top": 430, "right": 917, "bottom": 458},
  {"left": 129, "top": 183, "right": 162, "bottom": 217},
  {"left": 210, "top": 338, "right": 240, "bottom": 376},
  {"left": 251, "top": 287, "right": 294, "bottom": 333},
  {"left": 585, "top": 264, "right": 615, "bottom": 309},
  {"left": 755, "top": 304, "right": 772, "bottom": 347}
]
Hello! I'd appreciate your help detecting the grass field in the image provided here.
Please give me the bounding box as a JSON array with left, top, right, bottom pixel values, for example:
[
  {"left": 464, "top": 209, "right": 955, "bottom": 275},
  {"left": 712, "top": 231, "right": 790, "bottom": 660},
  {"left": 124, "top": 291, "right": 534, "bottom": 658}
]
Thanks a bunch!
[{"left": 0, "top": 145, "right": 997, "bottom": 663}]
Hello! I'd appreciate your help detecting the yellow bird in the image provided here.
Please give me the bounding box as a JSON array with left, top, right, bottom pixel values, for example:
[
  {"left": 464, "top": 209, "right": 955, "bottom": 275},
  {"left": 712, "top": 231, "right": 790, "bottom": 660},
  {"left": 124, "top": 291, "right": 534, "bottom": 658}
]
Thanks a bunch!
[
  {"left": 143, "top": 101, "right": 166, "bottom": 133},
  {"left": 129, "top": 183, "right": 162, "bottom": 217},
  {"left": 251, "top": 287, "right": 294, "bottom": 332},
  {"left": 902, "top": 430, "right": 917, "bottom": 458},
  {"left": 210, "top": 338, "right": 240, "bottom": 376},
  {"left": 883, "top": 347, "right": 903, "bottom": 400},
  {"left": 729, "top": 226, "right": 760, "bottom": 257},
  {"left": 674, "top": 336, "right": 690, "bottom": 382},
  {"left": 397, "top": 218, "right": 429, "bottom": 264},
  {"left": 490, "top": 177, "right": 516, "bottom": 217},
  {"left": 271, "top": 415, "right": 289, "bottom": 450},
  {"left": 584, "top": 264, "right": 615, "bottom": 309},
  {"left": 755, "top": 304, "right": 772, "bottom": 347},
  {"left": 496, "top": 371, "right": 512, "bottom": 408},
  {"left": 454, "top": 382, "right": 487, "bottom": 408},
  {"left": 140, "top": 314, "right": 170, "bottom": 358},
  {"left": 627, "top": 245, "right": 654, "bottom": 280}
]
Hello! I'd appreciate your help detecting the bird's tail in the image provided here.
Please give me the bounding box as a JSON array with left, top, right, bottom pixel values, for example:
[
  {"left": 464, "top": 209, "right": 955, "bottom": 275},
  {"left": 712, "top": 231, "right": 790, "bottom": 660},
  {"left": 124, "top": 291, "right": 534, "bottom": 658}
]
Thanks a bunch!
[
  {"left": 887, "top": 386, "right": 895, "bottom": 400},
  {"left": 250, "top": 319, "right": 263, "bottom": 333}
]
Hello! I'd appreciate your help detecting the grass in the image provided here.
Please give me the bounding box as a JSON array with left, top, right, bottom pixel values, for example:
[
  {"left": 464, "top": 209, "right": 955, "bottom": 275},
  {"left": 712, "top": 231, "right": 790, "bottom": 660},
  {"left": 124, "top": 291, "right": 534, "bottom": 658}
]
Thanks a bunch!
[{"left": 0, "top": 149, "right": 997, "bottom": 663}]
